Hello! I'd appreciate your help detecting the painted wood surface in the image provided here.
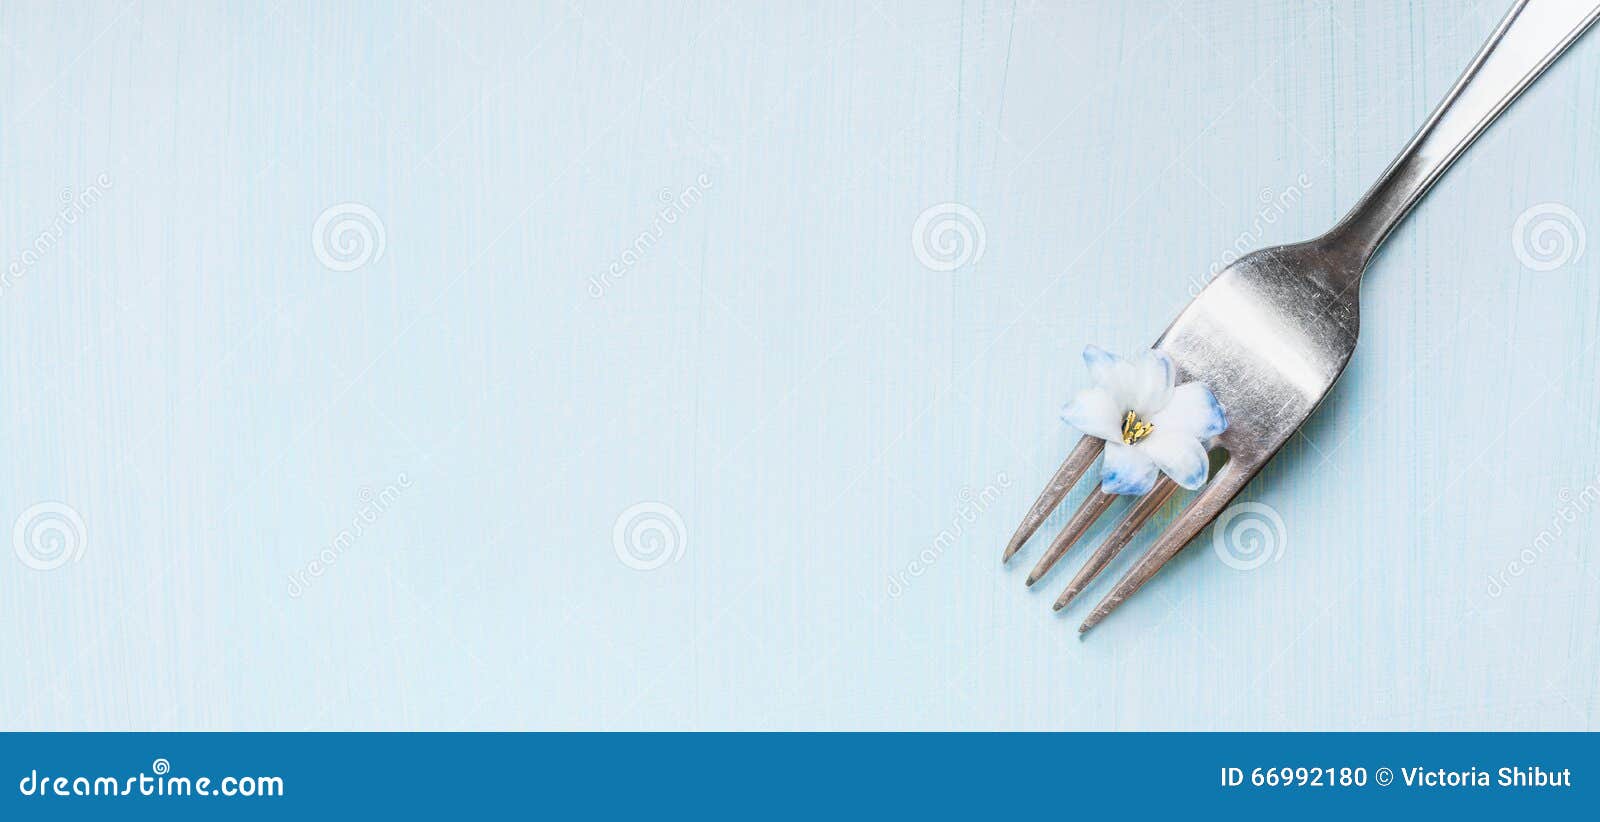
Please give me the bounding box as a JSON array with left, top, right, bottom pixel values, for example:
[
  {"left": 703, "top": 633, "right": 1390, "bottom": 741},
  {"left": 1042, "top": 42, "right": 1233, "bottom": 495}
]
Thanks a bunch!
[{"left": 2, "top": 0, "right": 1597, "bottom": 729}]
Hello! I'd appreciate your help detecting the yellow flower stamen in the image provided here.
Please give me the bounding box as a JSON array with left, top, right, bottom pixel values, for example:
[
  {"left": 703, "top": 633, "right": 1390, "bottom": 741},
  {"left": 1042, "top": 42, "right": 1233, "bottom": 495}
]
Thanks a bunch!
[{"left": 1121, "top": 410, "right": 1154, "bottom": 445}]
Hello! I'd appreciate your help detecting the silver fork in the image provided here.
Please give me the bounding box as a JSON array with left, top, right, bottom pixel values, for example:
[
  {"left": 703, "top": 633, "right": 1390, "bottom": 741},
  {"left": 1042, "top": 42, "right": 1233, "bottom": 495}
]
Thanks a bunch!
[{"left": 1004, "top": 0, "right": 1600, "bottom": 632}]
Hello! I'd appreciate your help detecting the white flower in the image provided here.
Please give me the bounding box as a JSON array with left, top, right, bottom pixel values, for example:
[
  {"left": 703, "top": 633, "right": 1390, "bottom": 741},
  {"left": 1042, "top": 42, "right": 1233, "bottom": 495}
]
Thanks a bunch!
[{"left": 1060, "top": 345, "right": 1228, "bottom": 495}]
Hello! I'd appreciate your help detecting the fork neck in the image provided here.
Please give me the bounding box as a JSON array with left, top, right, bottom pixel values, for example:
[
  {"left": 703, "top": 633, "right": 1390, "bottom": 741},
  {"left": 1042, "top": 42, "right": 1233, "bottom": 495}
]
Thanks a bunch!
[{"left": 1318, "top": 0, "right": 1600, "bottom": 284}]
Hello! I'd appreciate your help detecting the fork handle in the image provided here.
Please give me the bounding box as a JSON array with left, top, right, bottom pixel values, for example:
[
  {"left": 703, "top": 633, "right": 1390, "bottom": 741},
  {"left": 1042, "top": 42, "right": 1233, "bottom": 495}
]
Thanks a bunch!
[{"left": 1322, "top": 0, "right": 1600, "bottom": 275}]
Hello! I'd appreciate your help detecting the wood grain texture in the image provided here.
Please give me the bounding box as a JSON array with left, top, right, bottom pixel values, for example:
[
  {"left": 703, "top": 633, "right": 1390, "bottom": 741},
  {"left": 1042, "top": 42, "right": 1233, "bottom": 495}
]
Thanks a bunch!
[{"left": 1, "top": 0, "right": 1597, "bottom": 730}]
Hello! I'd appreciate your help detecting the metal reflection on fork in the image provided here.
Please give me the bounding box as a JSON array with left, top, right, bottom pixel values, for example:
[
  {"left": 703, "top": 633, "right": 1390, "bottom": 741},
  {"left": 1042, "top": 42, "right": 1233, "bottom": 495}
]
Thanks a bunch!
[{"left": 1005, "top": 0, "right": 1600, "bottom": 632}]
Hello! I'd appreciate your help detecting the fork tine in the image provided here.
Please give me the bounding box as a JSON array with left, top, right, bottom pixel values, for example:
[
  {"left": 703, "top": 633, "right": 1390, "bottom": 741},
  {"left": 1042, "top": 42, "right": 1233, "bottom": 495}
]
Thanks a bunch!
[
  {"left": 1025, "top": 488, "right": 1116, "bottom": 586},
  {"left": 1080, "top": 459, "right": 1254, "bottom": 633},
  {"left": 1002, "top": 436, "right": 1103, "bottom": 563},
  {"left": 1053, "top": 477, "right": 1179, "bottom": 611}
]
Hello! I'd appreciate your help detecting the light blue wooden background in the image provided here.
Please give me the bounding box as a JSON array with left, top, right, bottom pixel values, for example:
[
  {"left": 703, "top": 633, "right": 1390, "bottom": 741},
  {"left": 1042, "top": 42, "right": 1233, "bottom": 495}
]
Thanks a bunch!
[{"left": 2, "top": 0, "right": 1597, "bottom": 730}]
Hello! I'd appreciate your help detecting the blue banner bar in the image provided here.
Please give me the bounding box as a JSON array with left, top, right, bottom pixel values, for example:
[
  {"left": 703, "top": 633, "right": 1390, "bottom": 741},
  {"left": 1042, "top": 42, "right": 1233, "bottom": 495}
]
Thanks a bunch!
[{"left": 0, "top": 733, "right": 1590, "bottom": 819}]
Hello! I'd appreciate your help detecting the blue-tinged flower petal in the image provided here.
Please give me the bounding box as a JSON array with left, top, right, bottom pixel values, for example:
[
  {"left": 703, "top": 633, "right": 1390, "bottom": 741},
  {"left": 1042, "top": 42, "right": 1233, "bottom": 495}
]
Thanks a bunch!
[
  {"left": 1081, "top": 345, "right": 1121, "bottom": 386},
  {"left": 1150, "top": 382, "right": 1228, "bottom": 440},
  {"left": 1100, "top": 442, "right": 1159, "bottom": 495},
  {"left": 1060, "top": 386, "right": 1124, "bottom": 441},
  {"left": 1138, "top": 428, "right": 1211, "bottom": 490}
]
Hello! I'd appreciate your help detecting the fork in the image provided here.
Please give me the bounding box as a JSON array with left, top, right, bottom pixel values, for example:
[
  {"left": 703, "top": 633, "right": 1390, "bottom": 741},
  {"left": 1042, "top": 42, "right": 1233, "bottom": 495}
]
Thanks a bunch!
[{"left": 1004, "top": 0, "right": 1600, "bottom": 632}]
